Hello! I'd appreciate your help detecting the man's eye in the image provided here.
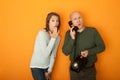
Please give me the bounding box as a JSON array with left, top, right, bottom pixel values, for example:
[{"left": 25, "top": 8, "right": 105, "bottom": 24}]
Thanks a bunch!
[
  {"left": 78, "top": 17, "right": 81, "bottom": 19},
  {"left": 73, "top": 18, "right": 77, "bottom": 20}
]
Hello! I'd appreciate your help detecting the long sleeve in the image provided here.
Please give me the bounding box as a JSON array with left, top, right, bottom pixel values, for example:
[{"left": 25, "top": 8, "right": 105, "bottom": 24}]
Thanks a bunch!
[
  {"left": 88, "top": 28, "right": 105, "bottom": 56},
  {"left": 34, "top": 31, "right": 56, "bottom": 58},
  {"left": 62, "top": 31, "right": 75, "bottom": 55},
  {"left": 30, "top": 30, "right": 58, "bottom": 68},
  {"left": 48, "top": 36, "right": 60, "bottom": 73},
  {"left": 61, "top": 27, "right": 105, "bottom": 67}
]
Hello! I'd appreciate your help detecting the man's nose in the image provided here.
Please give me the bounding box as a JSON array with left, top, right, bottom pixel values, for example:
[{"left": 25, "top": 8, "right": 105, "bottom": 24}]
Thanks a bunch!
[{"left": 77, "top": 19, "right": 80, "bottom": 23}]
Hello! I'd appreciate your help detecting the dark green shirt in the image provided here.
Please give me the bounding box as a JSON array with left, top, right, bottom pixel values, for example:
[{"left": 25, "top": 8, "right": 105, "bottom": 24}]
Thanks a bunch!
[{"left": 62, "top": 27, "right": 105, "bottom": 67}]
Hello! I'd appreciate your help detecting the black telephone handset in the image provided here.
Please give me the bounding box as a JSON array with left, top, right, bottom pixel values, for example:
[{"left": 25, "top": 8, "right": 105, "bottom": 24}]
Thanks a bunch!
[
  {"left": 68, "top": 21, "right": 78, "bottom": 32},
  {"left": 68, "top": 21, "right": 73, "bottom": 28}
]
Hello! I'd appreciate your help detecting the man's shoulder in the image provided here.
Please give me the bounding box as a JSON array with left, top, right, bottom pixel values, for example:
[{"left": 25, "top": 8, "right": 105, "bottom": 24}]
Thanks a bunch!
[
  {"left": 86, "top": 26, "right": 97, "bottom": 32},
  {"left": 86, "top": 27, "right": 99, "bottom": 35},
  {"left": 86, "top": 26, "right": 96, "bottom": 30},
  {"left": 66, "top": 30, "right": 70, "bottom": 33}
]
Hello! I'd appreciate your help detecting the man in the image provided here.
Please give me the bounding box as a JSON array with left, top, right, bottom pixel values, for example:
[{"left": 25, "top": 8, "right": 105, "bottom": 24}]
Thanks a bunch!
[{"left": 62, "top": 11, "right": 105, "bottom": 80}]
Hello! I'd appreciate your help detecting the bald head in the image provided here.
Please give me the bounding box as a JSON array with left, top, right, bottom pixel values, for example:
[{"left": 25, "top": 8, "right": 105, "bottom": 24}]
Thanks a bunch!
[
  {"left": 70, "top": 11, "right": 82, "bottom": 20},
  {"left": 69, "top": 11, "right": 84, "bottom": 30}
]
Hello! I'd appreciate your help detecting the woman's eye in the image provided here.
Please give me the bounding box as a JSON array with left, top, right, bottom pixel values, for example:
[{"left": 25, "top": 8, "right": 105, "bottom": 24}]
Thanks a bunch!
[{"left": 51, "top": 20, "right": 55, "bottom": 22}]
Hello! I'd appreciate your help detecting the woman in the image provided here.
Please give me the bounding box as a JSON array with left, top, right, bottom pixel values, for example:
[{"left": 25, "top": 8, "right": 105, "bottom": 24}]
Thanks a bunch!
[{"left": 30, "top": 12, "right": 61, "bottom": 80}]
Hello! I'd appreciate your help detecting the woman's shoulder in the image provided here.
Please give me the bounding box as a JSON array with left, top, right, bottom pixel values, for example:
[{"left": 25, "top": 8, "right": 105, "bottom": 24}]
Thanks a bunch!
[
  {"left": 38, "top": 29, "right": 46, "bottom": 33},
  {"left": 36, "top": 29, "right": 48, "bottom": 38},
  {"left": 37, "top": 29, "right": 47, "bottom": 35},
  {"left": 57, "top": 35, "right": 61, "bottom": 39}
]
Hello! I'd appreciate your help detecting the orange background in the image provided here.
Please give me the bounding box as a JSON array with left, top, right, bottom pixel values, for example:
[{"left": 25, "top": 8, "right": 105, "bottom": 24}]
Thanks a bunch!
[{"left": 0, "top": 0, "right": 120, "bottom": 80}]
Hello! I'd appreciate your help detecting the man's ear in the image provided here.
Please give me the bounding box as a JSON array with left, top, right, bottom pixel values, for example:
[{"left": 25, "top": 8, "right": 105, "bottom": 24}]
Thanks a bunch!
[{"left": 68, "top": 21, "right": 73, "bottom": 27}]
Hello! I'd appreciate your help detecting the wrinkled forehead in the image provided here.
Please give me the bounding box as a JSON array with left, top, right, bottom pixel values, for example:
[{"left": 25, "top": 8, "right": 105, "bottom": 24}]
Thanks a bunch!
[{"left": 70, "top": 12, "right": 82, "bottom": 20}]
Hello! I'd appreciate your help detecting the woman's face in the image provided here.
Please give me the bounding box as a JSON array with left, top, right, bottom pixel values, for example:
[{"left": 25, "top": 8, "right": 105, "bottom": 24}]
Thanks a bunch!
[{"left": 49, "top": 15, "right": 59, "bottom": 32}]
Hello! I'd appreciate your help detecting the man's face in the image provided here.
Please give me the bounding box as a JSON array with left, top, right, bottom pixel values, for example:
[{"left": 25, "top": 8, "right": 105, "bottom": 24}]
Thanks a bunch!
[{"left": 71, "top": 12, "right": 83, "bottom": 29}]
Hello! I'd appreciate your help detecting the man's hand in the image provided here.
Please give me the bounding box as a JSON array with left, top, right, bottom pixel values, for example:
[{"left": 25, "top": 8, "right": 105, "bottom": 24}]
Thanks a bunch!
[
  {"left": 81, "top": 50, "right": 88, "bottom": 58},
  {"left": 70, "top": 27, "right": 76, "bottom": 39}
]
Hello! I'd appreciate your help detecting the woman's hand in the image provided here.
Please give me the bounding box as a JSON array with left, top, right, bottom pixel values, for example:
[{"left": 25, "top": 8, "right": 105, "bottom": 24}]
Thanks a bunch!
[
  {"left": 45, "top": 72, "right": 51, "bottom": 80},
  {"left": 49, "top": 27, "right": 59, "bottom": 38}
]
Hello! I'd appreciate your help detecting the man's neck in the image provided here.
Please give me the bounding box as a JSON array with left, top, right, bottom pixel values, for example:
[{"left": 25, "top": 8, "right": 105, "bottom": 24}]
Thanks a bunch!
[{"left": 77, "top": 26, "right": 85, "bottom": 32}]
